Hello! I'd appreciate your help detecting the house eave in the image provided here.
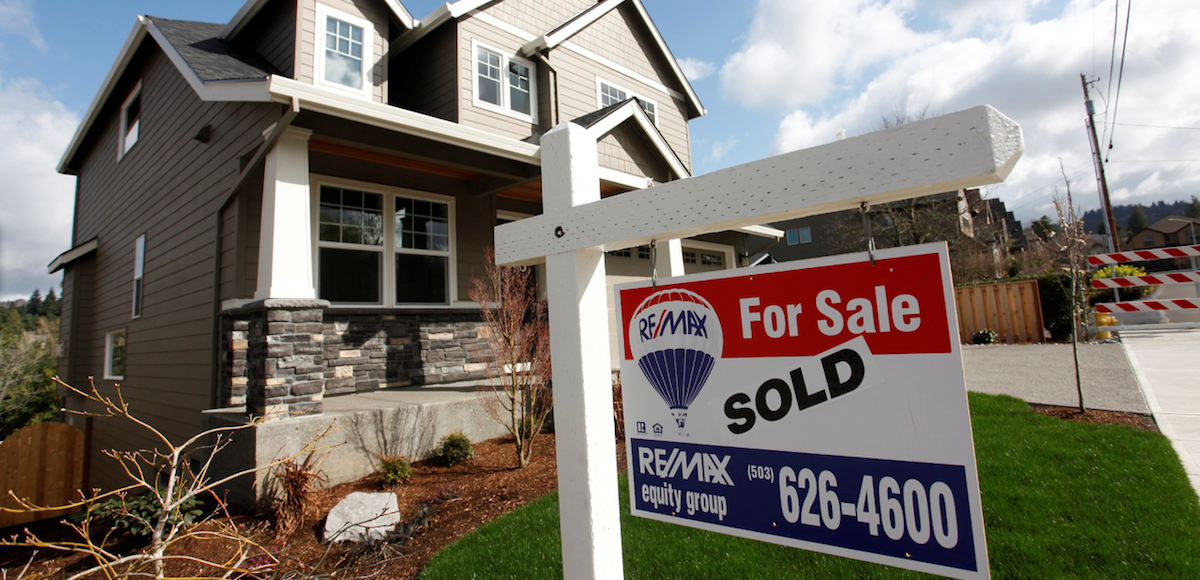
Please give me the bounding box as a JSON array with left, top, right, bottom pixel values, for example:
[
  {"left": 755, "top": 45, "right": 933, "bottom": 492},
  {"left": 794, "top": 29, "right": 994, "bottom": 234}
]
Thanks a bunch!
[
  {"left": 48, "top": 238, "right": 99, "bottom": 274},
  {"left": 220, "top": 0, "right": 416, "bottom": 40}
]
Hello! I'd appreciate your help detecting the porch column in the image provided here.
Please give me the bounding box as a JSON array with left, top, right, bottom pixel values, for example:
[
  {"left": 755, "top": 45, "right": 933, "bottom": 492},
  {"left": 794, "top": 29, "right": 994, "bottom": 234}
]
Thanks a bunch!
[
  {"left": 255, "top": 126, "right": 316, "bottom": 300},
  {"left": 654, "top": 238, "right": 685, "bottom": 277}
]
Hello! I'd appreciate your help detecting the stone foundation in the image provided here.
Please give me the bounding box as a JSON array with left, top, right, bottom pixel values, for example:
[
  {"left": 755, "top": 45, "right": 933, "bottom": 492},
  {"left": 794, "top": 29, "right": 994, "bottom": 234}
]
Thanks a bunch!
[{"left": 221, "top": 305, "right": 491, "bottom": 418}]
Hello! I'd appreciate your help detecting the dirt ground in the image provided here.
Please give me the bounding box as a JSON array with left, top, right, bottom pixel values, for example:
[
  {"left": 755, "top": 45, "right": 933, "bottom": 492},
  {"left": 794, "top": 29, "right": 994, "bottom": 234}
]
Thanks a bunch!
[
  {"left": 0, "top": 404, "right": 1152, "bottom": 579},
  {"left": 1, "top": 434, "right": 626, "bottom": 580}
]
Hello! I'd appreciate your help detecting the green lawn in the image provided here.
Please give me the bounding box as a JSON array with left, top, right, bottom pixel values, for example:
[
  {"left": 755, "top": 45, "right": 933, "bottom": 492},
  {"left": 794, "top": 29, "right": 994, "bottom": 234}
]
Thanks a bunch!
[{"left": 421, "top": 394, "right": 1200, "bottom": 579}]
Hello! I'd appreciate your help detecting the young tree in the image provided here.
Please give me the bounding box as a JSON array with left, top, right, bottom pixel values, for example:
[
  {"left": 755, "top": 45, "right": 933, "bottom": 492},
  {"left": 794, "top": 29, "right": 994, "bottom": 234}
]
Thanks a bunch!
[
  {"left": 469, "top": 249, "right": 553, "bottom": 468},
  {"left": 1126, "top": 206, "right": 1150, "bottom": 234},
  {"left": 1052, "top": 161, "right": 1090, "bottom": 413}
]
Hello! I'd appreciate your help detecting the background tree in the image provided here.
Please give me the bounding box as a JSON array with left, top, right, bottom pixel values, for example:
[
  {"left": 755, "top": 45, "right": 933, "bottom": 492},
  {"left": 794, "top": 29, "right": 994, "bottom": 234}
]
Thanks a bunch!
[
  {"left": 1187, "top": 196, "right": 1200, "bottom": 220},
  {"left": 23, "top": 290, "right": 42, "bottom": 320},
  {"left": 1031, "top": 215, "right": 1060, "bottom": 242},
  {"left": 1126, "top": 206, "right": 1150, "bottom": 233},
  {"left": 469, "top": 249, "right": 553, "bottom": 468},
  {"left": 42, "top": 288, "right": 61, "bottom": 318}
]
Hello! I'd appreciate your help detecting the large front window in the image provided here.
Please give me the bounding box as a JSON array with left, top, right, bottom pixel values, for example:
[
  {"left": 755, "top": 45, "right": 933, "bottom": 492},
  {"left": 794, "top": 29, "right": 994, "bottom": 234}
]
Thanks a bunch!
[
  {"left": 316, "top": 182, "right": 453, "bottom": 306},
  {"left": 316, "top": 5, "right": 373, "bottom": 97}
]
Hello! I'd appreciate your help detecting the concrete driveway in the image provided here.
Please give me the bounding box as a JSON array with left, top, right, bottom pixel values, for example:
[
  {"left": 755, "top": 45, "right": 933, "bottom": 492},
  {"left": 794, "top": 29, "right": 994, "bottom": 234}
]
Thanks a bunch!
[{"left": 962, "top": 342, "right": 1148, "bottom": 414}]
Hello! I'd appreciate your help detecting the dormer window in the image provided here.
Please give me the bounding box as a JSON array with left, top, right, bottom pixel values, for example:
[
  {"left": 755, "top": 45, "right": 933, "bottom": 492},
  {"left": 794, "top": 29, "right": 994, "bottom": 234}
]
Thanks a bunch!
[
  {"left": 597, "top": 78, "right": 657, "bottom": 125},
  {"left": 119, "top": 82, "right": 141, "bottom": 159},
  {"left": 316, "top": 5, "right": 373, "bottom": 97},
  {"left": 472, "top": 41, "right": 536, "bottom": 122}
]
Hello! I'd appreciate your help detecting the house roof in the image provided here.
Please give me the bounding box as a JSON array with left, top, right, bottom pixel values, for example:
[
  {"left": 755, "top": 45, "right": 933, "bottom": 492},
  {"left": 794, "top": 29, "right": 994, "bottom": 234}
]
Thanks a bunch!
[
  {"left": 151, "top": 17, "right": 279, "bottom": 82},
  {"left": 220, "top": 0, "right": 415, "bottom": 39},
  {"left": 1144, "top": 215, "right": 1200, "bottom": 235},
  {"left": 398, "top": 0, "right": 704, "bottom": 118},
  {"left": 524, "top": 98, "right": 688, "bottom": 180}
]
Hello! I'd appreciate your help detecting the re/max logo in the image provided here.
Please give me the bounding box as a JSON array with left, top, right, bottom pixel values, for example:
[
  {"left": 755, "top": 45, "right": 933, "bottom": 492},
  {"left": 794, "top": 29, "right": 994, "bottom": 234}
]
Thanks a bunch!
[
  {"left": 637, "top": 445, "right": 734, "bottom": 486},
  {"left": 638, "top": 309, "right": 709, "bottom": 341}
]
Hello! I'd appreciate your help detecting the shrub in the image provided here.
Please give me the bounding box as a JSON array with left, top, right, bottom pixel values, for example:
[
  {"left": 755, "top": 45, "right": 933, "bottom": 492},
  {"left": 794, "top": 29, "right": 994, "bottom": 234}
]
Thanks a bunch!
[
  {"left": 1090, "top": 264, "right": 1154, "bottom": 305},
  {"left": 439, "top": 431, "right": 475, "bottom": 465},
  {"left": 270, "top": 452, "right": 327, "bottom": 537},
  {"left": 971, "top": 329, "right": 999, "bottom": 345},
  {"left": 378, "top": 455, "right": 413, "bottom": 486},
  {"left": 1037, "top": 270, "right": 1076, "bottom": 342},
  {"left": 91, "top": 490, "right": 204, "bottom": 538}
]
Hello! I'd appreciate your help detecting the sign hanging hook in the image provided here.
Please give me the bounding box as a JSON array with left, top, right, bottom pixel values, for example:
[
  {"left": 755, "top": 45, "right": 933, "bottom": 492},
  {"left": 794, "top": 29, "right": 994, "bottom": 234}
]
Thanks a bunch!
[
  {"left": 861, "top": 201, "right": 876, "bottom": 266},
  {"left": 650, "top": 239, "right": 658, "bottom": 291}
]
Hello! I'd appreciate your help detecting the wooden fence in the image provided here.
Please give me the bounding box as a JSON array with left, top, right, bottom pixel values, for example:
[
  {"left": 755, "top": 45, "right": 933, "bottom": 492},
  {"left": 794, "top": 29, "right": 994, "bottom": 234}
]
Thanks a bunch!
[
  {"left": 0, "top": 422, "right": 85, "bottom": 528},
  {"left": 954, "top": 279, "right": 1045, "bottom": 344}
]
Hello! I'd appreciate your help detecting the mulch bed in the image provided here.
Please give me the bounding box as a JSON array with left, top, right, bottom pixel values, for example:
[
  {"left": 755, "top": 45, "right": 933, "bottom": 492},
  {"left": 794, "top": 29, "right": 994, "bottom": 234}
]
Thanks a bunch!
[
  {"left": 1030, "top": 403, "right": 1159, "bottom": 431},
  {"left": 1, "top": 433, "right": 628, "bottom": 579}
]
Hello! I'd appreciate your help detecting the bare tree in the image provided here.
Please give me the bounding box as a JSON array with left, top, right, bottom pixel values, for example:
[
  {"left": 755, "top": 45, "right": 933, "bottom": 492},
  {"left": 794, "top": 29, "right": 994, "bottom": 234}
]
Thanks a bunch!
[
  {"left": 1053, "top": 160, "right": 1091, "bottom": 413},
  {"left": 1, "top": 378, "right": 336, "bottom": 579},
  {"left": 469, "top": 249, "right": 553, "bottom": 468}
]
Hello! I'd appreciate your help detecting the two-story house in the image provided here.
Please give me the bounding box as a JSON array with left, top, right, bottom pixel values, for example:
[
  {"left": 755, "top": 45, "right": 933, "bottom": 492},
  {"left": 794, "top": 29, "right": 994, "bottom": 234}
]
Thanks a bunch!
[{"left": 49, "top": 0, "right": 774, "bottom": 491}]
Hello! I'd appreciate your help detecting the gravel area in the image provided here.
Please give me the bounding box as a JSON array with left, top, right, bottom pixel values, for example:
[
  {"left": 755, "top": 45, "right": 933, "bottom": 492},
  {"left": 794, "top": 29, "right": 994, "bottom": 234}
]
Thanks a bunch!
[{"left": 962, "top": 342, "right": 1149, "bottom": 414}]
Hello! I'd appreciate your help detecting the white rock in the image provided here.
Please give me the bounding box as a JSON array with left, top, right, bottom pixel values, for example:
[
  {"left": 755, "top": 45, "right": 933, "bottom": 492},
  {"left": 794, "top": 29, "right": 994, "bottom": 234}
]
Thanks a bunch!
[{"left": 323, "top": 491, "right": 400, "bottom": 543}]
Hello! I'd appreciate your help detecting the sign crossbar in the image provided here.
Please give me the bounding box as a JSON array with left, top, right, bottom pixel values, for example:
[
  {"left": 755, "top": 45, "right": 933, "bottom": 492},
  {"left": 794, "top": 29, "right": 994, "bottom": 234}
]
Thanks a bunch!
[
  {"left": 1087, "top": 244, "right": 1200, "bottom": 265},
  {"left": 1091, "top": 271, "right": 1200, "bottom": 288}
]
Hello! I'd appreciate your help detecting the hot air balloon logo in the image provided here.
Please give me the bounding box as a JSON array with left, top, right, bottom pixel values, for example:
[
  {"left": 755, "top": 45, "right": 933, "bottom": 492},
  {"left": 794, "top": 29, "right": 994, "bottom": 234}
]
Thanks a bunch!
[{"left": 628, "top": 288, "right": 723, "bottom": 433}]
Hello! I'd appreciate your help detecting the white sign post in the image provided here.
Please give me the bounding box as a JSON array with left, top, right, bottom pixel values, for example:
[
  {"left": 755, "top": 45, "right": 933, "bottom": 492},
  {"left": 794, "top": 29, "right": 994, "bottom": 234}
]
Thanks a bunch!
[{"left": 496, "top": 106, "right": 1022, "bottom": 580}]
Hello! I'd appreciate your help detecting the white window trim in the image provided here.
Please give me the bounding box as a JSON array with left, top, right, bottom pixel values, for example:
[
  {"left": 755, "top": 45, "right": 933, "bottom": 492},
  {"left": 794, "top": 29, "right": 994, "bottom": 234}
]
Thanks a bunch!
[
  {"left": 596, "top": 76, "right": 658, "bottom": 126},
  {"left": 312, "top": 175, "right": 457, "bottom": 308},
  {"left": 118, "top": 81, "right": 142, "bottom": 161},
  {"left": 132, "top": 234, "right": 145, "bottom": 319},
  {"left": 681, "top": 239, "right": 735, "bottom": 270},
  {"left": 314, "top": 3, "right": 374, "bottom": 99},
  {"left": 104, "top": 329, "right": 126, "bottom": 381},
  {"left": 471, "top": 39, "right": 538, "bottom": 124}
]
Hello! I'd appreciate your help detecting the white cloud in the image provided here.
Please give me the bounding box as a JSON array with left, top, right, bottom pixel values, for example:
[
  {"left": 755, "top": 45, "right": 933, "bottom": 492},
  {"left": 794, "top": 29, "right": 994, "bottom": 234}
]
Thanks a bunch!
[
  {"left": 710, "top": 135, "right": 739, "bottom": 162},
  {"left": 0, "top": 0, "right": 47, "bottom": 53},
  {"left": 678, "top": 58, "right": 715, "bottom": 81},
  {"left": 724, "top": 0, "right": 1200, "bottom": 224},
  {"left": 0, "top": 76, "right": 77, "bottom": 300}
]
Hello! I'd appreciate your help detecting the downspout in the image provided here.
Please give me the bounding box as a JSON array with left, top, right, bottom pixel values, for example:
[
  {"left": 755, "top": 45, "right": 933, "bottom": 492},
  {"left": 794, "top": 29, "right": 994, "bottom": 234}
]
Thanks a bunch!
[
  {"left": 531, "top": 51, "right": 559, "bottom": 127},
  {"left": 209, "top": 98, "right": 300, "bottom": 409}
]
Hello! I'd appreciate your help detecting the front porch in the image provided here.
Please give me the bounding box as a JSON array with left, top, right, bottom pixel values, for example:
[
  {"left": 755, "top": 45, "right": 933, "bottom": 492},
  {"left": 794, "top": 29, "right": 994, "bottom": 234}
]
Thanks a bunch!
[{"left": 204, "top": 379, "right": 510, "bottom": 505}]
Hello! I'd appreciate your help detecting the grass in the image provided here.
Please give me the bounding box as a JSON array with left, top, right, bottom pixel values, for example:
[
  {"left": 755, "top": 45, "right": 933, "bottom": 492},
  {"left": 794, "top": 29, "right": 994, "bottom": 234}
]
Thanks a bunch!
[{"left": 421, "top": 394, "right": 1200, "bottom": 579}]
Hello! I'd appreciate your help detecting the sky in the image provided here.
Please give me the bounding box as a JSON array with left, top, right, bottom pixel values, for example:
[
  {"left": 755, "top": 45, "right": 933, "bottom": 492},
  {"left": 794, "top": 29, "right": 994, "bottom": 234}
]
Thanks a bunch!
[{"left": 2, "top": 0, "right": 1199, "bottom": 300}]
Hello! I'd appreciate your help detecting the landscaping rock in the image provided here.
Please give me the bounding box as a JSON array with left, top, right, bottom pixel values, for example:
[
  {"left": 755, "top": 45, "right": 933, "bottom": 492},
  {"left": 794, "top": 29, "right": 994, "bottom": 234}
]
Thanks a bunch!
[{"left": 323, "top": 491, "right": 400, "bottom": 543}]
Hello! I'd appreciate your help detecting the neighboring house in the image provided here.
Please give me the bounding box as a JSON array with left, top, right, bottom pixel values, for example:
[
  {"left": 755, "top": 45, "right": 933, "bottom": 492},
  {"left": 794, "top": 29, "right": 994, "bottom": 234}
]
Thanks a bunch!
[
  {"left": 1127, "top": 215, "right": 1200, "bottom": 250},
  {"left": 49, "top": 0, "right": 773, "bottom": 491}
]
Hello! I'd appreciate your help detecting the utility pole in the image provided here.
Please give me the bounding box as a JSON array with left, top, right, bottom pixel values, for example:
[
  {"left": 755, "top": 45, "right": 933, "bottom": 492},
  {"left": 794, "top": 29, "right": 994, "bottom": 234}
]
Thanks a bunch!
[{"left": 1081, "top": 74, "right": 1121, "bottom": 252}]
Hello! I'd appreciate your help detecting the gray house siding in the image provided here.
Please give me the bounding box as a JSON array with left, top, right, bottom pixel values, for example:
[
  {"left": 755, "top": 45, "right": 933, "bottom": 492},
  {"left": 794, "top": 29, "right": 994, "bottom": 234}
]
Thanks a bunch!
[
  {"left": 390, "top": 24, "right": 458, "bottom": 121},
  {"left": 235, "top": 0, "right": 297, "bottom": 77},
  {"left": 64, "top": 43, "right": 283, "bottom": 489}
]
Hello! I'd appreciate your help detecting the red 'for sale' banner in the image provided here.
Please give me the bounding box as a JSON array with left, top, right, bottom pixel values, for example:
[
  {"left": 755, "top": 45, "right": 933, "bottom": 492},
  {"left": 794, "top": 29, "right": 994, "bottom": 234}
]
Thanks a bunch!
[{"left": 620, "top": 252, "right": 951, "bottom": 360}]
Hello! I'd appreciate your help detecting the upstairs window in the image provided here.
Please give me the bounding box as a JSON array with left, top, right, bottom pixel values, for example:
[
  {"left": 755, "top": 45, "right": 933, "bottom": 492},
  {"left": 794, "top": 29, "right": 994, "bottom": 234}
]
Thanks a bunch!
[
  {"left": 597, "top": 78, "right": 657, "bottom": 125},
  {"left": 317, "top": 5, "right": 373, "bottom": 97},
  {"left": 119, "top": 82, "right": 141, "bottom": 158},
  {"left": 473, "top": 41, "right": 537, "bottom": 122},
  {"left": 799, "top": 226, "right": 812, "bottom": 244},
  {"left": 132, "top": 234, "right": 145, "bottom": 318}
]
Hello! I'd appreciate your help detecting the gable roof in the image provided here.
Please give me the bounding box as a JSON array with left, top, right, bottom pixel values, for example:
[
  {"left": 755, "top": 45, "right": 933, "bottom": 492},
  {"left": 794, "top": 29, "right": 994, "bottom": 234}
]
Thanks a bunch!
[
  {"left": 1144, "top": 215, "right": 1200, "bottom": 235},
  {"left": 153, "top": 17, "right": 279, "bottom": 82},
  {"left": 220, "top": 0, "right": 415, "bottom": 39},
  {"left": 525, "top": 98, "right": 688, "bottom": 180},
  {"left": 396, "top": 0, "right": 704, "bottom": 118}
]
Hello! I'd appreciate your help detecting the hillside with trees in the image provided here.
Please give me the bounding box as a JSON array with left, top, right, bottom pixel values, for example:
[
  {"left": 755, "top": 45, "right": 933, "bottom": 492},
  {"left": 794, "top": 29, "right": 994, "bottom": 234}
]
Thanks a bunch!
[
  {"left": 1081, "top": 197, "right": 1200, "bottom": 235},
  {"left": 0, "top": 289, "right": 61, "bottom": 439}
]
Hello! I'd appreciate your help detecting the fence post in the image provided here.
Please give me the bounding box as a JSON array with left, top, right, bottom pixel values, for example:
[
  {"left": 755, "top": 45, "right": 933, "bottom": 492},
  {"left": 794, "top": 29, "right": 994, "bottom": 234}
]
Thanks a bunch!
[{"left": 541, "top": 122, "right": 625, "bottom": 580}]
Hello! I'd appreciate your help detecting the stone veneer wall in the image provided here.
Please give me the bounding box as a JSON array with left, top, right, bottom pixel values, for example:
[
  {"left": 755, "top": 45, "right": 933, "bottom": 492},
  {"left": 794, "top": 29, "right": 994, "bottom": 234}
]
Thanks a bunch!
[{"left": 221, "top": 307, "right": 492, "bottom": 412}]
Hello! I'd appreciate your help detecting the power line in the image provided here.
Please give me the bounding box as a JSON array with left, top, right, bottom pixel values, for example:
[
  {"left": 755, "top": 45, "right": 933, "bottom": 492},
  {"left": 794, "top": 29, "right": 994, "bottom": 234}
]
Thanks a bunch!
[
  {"left": 1107, "top": 159, "right": 1200, "bottom": 164},
  {"left": 1102, "top": 0, "right": 1119, "bottom": 147},
  {"left": 1106, "top": 0, "right": 1132, "bottom": 162},
  {"left": 1112, "top": 122, "right": 1200, "bottom": 131}
]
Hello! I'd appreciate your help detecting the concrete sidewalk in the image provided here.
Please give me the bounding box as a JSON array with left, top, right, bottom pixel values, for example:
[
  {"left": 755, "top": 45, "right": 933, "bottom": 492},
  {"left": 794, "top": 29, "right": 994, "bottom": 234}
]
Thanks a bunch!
[
  {"left": 962, "top": 342, "right": 1148, "bottom": 413},
  {"left": 1120, "top": 329, "right": 1200, "bottom": 497}
]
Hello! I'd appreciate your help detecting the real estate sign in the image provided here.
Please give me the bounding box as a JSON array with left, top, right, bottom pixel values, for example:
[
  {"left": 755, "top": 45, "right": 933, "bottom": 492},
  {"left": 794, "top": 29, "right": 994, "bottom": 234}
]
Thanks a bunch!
[{"left": 616, "top": 243, "right": 989, "bottom": 579}]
